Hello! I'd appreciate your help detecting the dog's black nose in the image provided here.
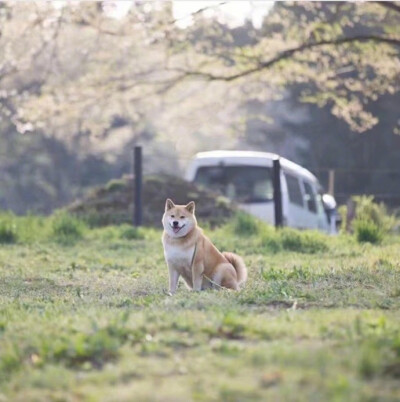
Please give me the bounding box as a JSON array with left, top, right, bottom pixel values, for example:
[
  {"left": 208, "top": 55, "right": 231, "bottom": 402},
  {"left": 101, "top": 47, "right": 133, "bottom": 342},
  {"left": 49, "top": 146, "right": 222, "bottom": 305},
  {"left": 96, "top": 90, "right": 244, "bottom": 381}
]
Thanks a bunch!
[{"left": 173, "top": 221, "right": 179, "bottom": 226}]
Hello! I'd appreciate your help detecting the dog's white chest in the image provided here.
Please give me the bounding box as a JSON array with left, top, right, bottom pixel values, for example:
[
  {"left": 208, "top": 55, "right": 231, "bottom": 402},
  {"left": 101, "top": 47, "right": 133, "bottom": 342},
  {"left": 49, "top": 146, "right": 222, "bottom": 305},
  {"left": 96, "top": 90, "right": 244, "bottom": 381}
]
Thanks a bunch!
[{"left": 164, "top": 244, "right": 195, "bottom": 267}]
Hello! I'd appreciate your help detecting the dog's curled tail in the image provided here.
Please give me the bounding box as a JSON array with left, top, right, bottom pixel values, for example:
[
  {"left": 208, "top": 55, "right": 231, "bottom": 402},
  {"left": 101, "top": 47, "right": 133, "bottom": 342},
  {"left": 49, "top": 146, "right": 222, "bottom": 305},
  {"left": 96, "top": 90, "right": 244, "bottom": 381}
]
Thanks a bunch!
[{"left": 222, "top": 252, "right": 248, "bottom": 285}]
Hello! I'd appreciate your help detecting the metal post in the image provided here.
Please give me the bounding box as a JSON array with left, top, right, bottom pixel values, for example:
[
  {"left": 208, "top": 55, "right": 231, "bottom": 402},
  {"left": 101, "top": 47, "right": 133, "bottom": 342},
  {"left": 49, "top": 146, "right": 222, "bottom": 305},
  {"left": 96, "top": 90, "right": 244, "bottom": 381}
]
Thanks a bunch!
[
  {"left": 328, "top": 169, "right": 335, "bottom": 196},
  {"left": 273, "top": 158, "right": 283, "bottom": 228},
  {"left": 133, "top": 146, "right": 142, "bottom": 226}
]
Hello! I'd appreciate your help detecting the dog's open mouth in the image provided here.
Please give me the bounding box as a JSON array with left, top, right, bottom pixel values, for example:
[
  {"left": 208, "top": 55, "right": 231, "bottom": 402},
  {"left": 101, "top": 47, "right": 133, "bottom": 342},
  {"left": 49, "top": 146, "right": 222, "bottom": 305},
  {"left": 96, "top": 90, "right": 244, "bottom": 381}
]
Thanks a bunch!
[{"left": 171, "top": 224, "right": 185, "bottom": 234}]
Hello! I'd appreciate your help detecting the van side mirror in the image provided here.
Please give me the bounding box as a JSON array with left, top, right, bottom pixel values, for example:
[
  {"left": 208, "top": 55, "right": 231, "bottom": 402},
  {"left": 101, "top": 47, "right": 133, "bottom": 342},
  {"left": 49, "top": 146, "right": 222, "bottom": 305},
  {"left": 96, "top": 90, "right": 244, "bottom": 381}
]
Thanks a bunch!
[{"left": 322, "top": 193, "right": 336, "bottom": 211}]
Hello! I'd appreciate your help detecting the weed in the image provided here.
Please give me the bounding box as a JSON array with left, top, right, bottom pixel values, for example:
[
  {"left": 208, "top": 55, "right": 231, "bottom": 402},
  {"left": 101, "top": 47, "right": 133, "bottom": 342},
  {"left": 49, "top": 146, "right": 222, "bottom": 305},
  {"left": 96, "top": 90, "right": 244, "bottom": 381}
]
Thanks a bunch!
[
  {"left": 353, "top": 196, "right": 395, "bottom": 232},
  {"left": 280, "top": 228, "right": 328, "bottom": 253},
  {"left": 0, "top": 346, "right": 21, "bottom": 381},
  {"left": 259, "top": 227, "right": 282, "bottom": 253},
  {"left": 46, "top": 328, "right": 123, "bottom": 368},
  {"left": 232, "top": 213, "right": 261, "bottom": 236},
  {"left": 118, "top": 224, "right": 145, "bottom": 240},
  {"left": 341, "top": 196, "right": 395, "bottom": 238},
  {"left": 0, "top": 214, "right": 18, "bottom": 244},
  {"left": 105, "top": 179, "right": 127, "bottom": 193},
  {"left": 51, "top": 212, "right": 87, "bottom": 244},
  {"left": 354, "top": 219, "right": 384, "bottom": 244}
]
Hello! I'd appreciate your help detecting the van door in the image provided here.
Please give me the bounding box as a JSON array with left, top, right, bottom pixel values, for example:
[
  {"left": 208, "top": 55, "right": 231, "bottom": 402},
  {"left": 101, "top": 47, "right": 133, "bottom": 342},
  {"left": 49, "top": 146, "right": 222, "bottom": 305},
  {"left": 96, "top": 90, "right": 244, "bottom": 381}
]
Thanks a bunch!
[
  {"left": 283, "top": 172, "right": 307, "bottom": 229},
  {"left": 301, "top": 181, "right": 319, "bottom": 229}
]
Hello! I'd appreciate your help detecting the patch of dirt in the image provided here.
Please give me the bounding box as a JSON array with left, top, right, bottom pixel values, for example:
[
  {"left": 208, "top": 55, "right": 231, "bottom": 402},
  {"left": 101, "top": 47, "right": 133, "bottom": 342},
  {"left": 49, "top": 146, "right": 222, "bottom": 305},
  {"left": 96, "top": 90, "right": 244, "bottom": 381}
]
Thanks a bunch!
[{"left": 68, "top": 174, "right": 237, "bottom": 227}]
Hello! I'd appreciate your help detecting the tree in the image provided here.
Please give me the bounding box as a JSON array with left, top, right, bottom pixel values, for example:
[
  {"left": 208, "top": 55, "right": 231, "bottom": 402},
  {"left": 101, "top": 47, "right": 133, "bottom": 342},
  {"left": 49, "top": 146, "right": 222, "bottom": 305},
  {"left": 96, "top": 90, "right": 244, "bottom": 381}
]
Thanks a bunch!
[
  {"left": 166, "top": 1, "right": 400, "bottom": 133},
  {"left": 1, "top": 1, "right": 400, "bottom": 213}
]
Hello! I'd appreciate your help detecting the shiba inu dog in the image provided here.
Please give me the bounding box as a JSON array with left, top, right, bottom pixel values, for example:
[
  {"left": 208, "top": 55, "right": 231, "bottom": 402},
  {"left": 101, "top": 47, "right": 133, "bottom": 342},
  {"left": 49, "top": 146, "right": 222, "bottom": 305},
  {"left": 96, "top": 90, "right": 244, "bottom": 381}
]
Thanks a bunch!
[{"left": 161, "top": 199, "right": 247, "bottom": 293}]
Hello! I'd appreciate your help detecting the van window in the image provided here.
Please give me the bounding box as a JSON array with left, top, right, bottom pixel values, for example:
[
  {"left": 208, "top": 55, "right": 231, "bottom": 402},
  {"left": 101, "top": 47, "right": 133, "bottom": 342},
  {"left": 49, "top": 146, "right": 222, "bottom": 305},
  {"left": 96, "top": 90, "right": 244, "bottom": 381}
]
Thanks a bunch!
[
  {"left": 303, "top": 182, "right": 317, "bottom": 213},
  {"left": 194, "top": 165, "right": 273, "bottom": 203},
  {"left": 285, "top": 174, "right": 303, "bottom": 206}
]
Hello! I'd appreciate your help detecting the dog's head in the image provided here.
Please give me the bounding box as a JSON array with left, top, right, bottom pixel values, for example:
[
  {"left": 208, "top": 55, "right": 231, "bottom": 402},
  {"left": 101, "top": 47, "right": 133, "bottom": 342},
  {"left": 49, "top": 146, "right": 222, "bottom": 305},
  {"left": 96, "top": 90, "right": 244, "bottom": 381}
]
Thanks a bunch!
[{"left": 162, "top": 198, "right": 197, "bottom": 238}]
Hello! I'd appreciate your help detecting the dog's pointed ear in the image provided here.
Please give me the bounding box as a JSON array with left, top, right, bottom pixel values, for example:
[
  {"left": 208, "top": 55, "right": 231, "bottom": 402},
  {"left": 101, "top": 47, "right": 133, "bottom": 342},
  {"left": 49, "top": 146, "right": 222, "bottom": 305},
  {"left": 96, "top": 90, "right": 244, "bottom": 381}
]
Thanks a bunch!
[
  {"left": 165, "top": 198, "right": 175, "bottom": 211},
  {"left": 185, "top": 201, "right": 195, "bottom": 214}
]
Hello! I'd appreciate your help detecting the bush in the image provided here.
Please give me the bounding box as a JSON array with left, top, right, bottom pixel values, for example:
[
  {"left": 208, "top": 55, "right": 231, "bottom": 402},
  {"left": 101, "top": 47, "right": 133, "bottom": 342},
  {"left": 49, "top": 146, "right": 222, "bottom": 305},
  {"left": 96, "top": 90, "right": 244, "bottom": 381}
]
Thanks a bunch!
[
  {"left": 260, "top": 234, "right": 283, "bottom": 253},
  {"left": 232, "top": 213, "right": 261, "bottom": 236},
  {"left": 259, "top": 227, "right": 283, "bottom": 253},
  {"left": 280, "top": 228, "right": 329, "bottom": 254},
  {"left": 354, "top": 219, "right": 383, "bottom": 244},
  {"left": 227, "top": 213, "right": 329, "bottom": 254},
  {"left": 17, "top": 214, "right": 50, "bottom": 243},
  {"left": 353, "top": 196, "right": 394, "bottom": 232},
  {"left": 246, "top": 223, "right": 329, "bottom": 254},
  {"left": 340, "top": 196, "right": 395, "bottom": 237},
  {"left": 0, "top": 213, "right": 18, "bottom": 244},
  {"left": 118, "top": 224, "right": 145, "bottom": 240},
  {"left": 51, "top": 212, "right": 87, "bottom": 244}
]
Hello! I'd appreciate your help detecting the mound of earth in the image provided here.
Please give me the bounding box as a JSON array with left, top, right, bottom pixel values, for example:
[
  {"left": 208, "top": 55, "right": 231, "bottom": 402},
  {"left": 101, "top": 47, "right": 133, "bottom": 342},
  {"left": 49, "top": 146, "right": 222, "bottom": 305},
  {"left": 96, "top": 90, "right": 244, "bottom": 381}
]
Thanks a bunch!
[{"left": 68, "top": 174, "right": 236, "bottom": 227}]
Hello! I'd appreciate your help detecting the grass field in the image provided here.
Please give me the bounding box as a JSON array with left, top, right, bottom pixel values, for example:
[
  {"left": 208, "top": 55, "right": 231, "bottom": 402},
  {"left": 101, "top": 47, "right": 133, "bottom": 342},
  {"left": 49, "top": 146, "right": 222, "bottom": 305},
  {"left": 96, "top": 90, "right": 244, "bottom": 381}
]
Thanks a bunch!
[{"left": 0, "top": 213, "right": 400, "bottom": 401}]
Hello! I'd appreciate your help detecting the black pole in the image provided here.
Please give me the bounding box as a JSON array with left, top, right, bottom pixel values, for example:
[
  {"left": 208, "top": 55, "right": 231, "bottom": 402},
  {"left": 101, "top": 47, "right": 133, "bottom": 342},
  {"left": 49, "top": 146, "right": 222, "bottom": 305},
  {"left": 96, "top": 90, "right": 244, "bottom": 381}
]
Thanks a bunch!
[
  {"left": 273, "top": 158, "right": 283, "bottom": 228},
  {"left": 133, "top": 146, "right": 142, "bottom": 226}
]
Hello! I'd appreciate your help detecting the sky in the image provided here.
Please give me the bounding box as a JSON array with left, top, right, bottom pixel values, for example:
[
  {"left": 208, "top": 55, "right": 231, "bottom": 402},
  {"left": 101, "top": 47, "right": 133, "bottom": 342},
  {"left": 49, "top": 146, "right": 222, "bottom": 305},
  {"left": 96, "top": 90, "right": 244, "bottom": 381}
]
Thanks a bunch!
[
  {"left": 99, "top": 1, "right": 273, "bottom": 29},
  {"left": 172, "top": 1, "right": 274, "bottom": 29}
]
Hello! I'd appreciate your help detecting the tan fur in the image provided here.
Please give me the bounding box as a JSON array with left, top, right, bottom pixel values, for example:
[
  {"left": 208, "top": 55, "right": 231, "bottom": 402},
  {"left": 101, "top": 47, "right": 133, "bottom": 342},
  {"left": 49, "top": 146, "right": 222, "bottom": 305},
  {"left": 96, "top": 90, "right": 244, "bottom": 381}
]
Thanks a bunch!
[{"left": 161, "top": 199, "right": 247, "bottom": 293}]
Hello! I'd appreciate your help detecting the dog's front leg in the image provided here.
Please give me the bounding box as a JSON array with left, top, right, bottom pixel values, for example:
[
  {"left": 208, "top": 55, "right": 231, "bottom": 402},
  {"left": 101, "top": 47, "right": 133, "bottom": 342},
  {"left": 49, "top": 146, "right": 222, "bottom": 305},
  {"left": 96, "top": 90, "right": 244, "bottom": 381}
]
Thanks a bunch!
[
  {"left": 168, "top": 265, "right": 180, "bottom": 294},
  {"left": 192, "top": 263, "right": 204, "bottom": 291}
]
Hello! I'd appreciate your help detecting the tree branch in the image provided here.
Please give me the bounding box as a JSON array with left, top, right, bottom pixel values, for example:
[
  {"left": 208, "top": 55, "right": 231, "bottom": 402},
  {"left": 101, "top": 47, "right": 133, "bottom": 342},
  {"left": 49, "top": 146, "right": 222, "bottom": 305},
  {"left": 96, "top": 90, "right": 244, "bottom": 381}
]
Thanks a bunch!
[
  {"left": 175, "top": 35, "right": 400, "bottom": 81},
  {"left": 169, "top": 1, "right": 226, "bottom": 25},
  {"left": 375, "top": 1, "right": 400, "bottom": 14}
]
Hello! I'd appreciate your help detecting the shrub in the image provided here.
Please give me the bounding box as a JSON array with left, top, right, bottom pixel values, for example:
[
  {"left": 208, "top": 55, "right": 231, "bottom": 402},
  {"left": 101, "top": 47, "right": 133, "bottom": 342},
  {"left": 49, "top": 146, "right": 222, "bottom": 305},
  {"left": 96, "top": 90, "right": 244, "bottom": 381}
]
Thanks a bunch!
[
  {"left": 0, "top": 213, "right": 18, "bottom": 244},
  {"left": 51, "top": 212, "right": 87, "bottom": 244},
  {"left": 337, "top": 205, "right": 348, "bottom": 233},
  {"left": 353, "top": 196, "right": 394, "bottom": 233},
  {"left": 260, "top": 226, "right": 328, "bottom": 254},
  {"left": 223, "top": 213, "right": 329, "bottom": 254},
  {"left": 280, "top": 228, "right": 328, "bottom": 254},
  {"left": 232, "top": 212, "right": 261, "bottom": 236},
  {"left": 105, "top": 179, "right": 127, "bottom": 193},
  {"left": 118, "top": 224, "right": 145, "bottom": 240},
  {"left": 17, "top": 214, "right": 50, "bottom": 243},
  {"left": 341, "top": 196, "right": 395, "bottom": 236},
  {"left": 260, "top": 235, "right": 283, "bottom": 253},
  {"left": 354, "top": 219, "right": 383, "bottom": 244},
  {"left": 259, "top": 228, "right": 283, "bottom": 253}
]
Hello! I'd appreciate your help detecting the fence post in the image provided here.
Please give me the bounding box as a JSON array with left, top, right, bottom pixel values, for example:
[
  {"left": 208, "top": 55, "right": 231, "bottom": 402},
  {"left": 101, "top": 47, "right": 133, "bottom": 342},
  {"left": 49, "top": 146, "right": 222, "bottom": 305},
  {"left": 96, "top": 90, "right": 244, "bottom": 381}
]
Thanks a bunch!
[
  {"left": 273, "top": 158, "right": 283, "bottom": 228},
  {"left": 328, "top": 169, "right": 335, "bottom": 196},
  {"left": 133, "top": 146, "right": 143, "bottom": 226}
]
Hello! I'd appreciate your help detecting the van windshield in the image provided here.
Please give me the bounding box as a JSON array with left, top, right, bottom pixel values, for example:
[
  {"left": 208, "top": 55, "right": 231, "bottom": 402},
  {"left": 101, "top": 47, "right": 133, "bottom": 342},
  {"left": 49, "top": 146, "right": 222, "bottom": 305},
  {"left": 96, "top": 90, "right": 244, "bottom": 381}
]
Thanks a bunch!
[{"left": 194, "top": 165, "right": 273, "bottom": 203}]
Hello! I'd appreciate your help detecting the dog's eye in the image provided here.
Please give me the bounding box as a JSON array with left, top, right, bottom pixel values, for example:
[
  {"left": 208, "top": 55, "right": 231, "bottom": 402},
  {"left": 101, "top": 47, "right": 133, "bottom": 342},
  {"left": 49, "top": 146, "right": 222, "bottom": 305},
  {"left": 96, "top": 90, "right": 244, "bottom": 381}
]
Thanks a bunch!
[
  {"left": 170, "top": 215, "right": 175, "bottom": 218},
  {"left": 180, "top": 216, "right": 185, "bottom": 219}
]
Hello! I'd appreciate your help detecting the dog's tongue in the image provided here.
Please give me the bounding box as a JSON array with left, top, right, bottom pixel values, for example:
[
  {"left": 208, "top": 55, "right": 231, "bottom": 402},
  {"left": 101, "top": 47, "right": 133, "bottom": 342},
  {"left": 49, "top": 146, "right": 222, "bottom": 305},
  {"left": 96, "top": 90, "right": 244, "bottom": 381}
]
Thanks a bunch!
[{"left": 173, "top": 227, "right": 181, "bottom": 233}]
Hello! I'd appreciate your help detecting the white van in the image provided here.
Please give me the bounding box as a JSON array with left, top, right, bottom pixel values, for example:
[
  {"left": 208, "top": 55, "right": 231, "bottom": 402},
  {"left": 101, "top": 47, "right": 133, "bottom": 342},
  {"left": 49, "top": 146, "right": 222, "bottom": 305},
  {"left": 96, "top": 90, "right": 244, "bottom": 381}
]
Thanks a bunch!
[{"left": 185, "top": 150, "right": 336, "bottom": 233}]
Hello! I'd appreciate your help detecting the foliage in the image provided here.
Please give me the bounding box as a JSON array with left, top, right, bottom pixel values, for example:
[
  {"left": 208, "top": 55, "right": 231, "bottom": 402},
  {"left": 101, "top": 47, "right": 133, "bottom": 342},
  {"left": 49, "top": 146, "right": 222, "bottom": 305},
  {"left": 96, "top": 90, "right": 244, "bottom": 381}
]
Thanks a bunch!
[
  {"left": 227, "top": 212, "right": 329, "bottom": 254},
  {"left": 232, "top": 212, "right": 261, "bottom": 236},
  {"left": 0, "top": 213, "right": 18, "bottom": 244},
  {"left": 354, "top": 219, "right": 384, "bottom": 244},
  {"left": 0, "top": 2, "right": 399, "bottom": 215},
  {"left": 118, "top": 224, "right": 146, "bottom": 240},
  {"left": 259, "top": 229, "right": 283, "bottom": 254},
  {"left": 338, "top": 204, "right": 348, "bottom": 233},
  {"left": 352, "top": 196, "right": 395, "bottom": 233},
  {"left": 279, "top": 228, "right": 329, "bottom": 253},
  {"left": 340, "top": 196, "right": 395, "bottom": 242},
  {"left": 50, "top": 212, "right": 87, "bottom": 244}
]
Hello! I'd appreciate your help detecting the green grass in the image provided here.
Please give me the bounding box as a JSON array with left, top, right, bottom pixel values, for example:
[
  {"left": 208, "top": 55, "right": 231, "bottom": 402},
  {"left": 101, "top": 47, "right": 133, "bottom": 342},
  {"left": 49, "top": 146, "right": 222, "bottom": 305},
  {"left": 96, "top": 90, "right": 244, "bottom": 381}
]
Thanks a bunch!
[{"left": 0, "top": 213, "right": 400, "bottom": 401}]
